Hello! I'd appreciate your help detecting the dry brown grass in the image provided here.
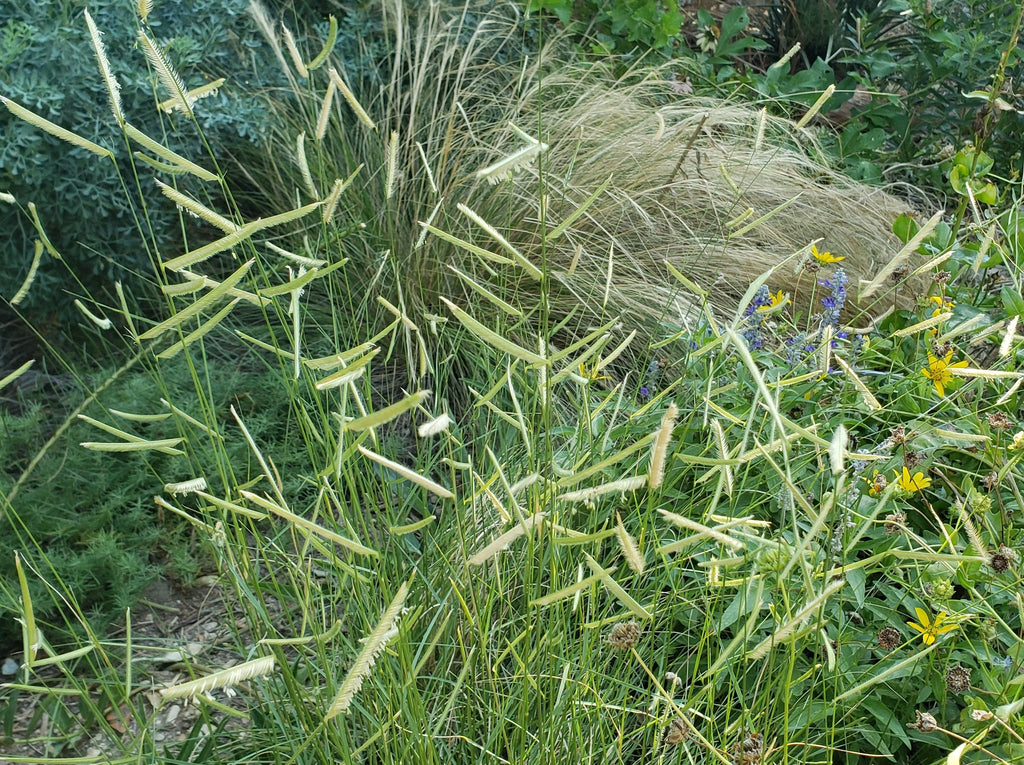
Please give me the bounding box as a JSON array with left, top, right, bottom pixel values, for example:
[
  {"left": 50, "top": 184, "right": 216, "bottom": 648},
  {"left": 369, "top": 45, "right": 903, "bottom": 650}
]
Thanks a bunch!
[
  {"left": 488, "top": 63, "right": 923, "bottom": 327},
  {"left": 249, "top": 1, "right": 926, "bottom": 351}
]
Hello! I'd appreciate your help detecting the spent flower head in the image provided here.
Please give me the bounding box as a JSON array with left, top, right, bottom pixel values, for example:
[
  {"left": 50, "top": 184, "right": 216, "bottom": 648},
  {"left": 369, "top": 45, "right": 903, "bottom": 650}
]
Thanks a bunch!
[
  {"left": 987, "top": 412, "right": 1013, "bottom": 430},
  {"left": 884, "top": 510, "right": 906, "bottom": 534},
  {"left": 908, "top": 710, "right": 938, "bottom": 732},
  {"left": 877, "top": 626, "right": 902, "bottom": 649},
  {"left": 607, "top": 620, "right": 641, "bottom": 650},
  {"left": 663, "top": 717, "right": 689, "bottom": 745},
  {"left": 945, "top": 663, "right": 972, "bottom": 693},
  {"left": 989, "top": 547, "right": 1015, "bottom": 574},
  {"left": 866, "top": 470, "right": 888, "bottom": 497}
]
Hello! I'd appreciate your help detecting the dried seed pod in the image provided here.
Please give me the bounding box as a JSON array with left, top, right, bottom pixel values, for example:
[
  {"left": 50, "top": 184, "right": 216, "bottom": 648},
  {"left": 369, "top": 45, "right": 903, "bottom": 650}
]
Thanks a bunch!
[
  {"left": 877, "top": 626, "right": 902, "bottom": 650},
  {"left": 607, "top": 621, "right": 641, "bottom": 650}
]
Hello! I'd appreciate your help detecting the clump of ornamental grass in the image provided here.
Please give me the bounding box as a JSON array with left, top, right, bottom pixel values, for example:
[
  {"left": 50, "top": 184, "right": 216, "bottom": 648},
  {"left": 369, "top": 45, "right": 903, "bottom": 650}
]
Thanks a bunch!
[
  {"left": 241, "top": 0, "right": 925, "bottom": 388},
  {"left": 10, "top": 3, "right": 1023, "bottom": 764}
]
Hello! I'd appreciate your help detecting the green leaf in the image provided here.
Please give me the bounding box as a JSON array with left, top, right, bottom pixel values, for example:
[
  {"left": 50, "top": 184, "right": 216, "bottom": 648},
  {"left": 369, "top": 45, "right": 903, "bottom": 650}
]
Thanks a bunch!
[
  {"left": 929, "top": 221, "right": 954, "bottom": 250},
  {"left": 1001, "top": 287, "right": 1024, "bottom": 320},
  {"left": 861, "top": 698, "right": 911, "bottom": 750},
  {"left": 975, "top": 181, "right": 998, "bottom": 205},
  {"left": 892, "top": 213, "right": 919, "bottom": 244},
  {"left": 527, "top": 0, "right": 572, "bottom": 25},
  {"left": 948, "top": 163, "right": 968, "bottom": 194}
]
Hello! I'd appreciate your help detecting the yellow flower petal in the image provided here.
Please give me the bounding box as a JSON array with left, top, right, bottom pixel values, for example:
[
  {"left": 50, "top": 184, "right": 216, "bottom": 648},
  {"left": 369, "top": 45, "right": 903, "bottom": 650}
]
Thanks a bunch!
[{"left": 811, "top": 244, "right": 845, "bottom": 263}]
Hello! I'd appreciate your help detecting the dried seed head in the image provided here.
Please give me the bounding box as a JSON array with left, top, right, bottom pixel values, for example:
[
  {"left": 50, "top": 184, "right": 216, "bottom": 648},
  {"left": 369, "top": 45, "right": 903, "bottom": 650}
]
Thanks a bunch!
[
  {"left": 983, "top": 471, "right": 999, "bottom": 491},
  {"left": 607, "top": 620, "right": 641, "bottom": 650},
  {"left": 663, "top": 717, "right": 689, "bottom": 745},
  {"left": 884, "top": 510, "right": 906, "bottom": 535},
  {"left": 903, "top": 450, "right": 923, "bottom": 469},
  {"left": 988, "top": 412, "right": 1013, "bottom": 430},
  {"left": 945, "top": 663, "right": 972, "bottom": 693},
  {"left": 989, "top": 551, "right": 1012, "bottom": 573},
  {"left": 888, "top": 425, "right": 908, "bottom": 446},
  {"left": 932, "top": 271, "right": 952, "bottom": 284},
  {"left": 891, "top": 264, "right": 911, "bottom": 282},
  {"left": 930, "top": 340, "right": 953, "bottom": 359},
  {"left": 731, "top": 732, "right": 763, "bottom": 765},
  {"left": 908, "top": 710, "right": 938, "bottom": 732},
  {"left": 998, "top": 544, "right": 1020, "bottom": 566},
  {"left": 877, "top": 626, "right": 902, "bottom": 649}
]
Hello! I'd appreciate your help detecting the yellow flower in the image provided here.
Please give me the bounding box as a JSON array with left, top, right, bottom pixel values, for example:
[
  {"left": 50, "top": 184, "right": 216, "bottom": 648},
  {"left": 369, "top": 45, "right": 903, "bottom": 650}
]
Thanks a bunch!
[
  {"left": 906, "top": 608, "right": 958, "bottom": 645},
  {"left": 811, "top": 244, "right": 844, "bottom": 263},
  {"left": 578, "top": 360, "right": 610, "bottom": 382},
  {"left": 1011, "top": 431, "right": 1024, "bottom": 451},
  {"left": 894, "top": 466, "right": 931, "bottom": 493},
  {"left": 928, "top": 295, "right": 955, "bottom": 318},
  {"left": 757, "top": 289, "right": 789, "bottom": 311},
  {"left": 865, "top": 469, "right": 888, "bottom": 496},
  {"left": 921, "top": 350, "right": 968, "bottom": 396}
]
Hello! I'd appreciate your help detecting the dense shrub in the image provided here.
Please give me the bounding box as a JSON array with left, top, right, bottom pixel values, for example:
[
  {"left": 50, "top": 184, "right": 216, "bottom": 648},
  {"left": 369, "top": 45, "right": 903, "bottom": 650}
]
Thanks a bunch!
[{"left": 0, "top": 0, "right": 281, "bottom": 339}]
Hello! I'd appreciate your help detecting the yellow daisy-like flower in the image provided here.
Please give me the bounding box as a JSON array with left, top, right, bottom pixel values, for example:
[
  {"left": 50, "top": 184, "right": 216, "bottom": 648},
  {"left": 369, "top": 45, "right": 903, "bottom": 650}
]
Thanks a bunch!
[
  {"left": 757, "top": 289, "right": 789, "bottom": 311},
  {"left": 811, "top": 244, "right": 844, "bottom": 263},
  {"left": 578, "top": 360, "right": 610, "bottom": 383},
  {"left": 928, "top": 295, "right": 955, "bottom": 318},
  {"left": 922, "top": 350, "right": 968, "bottom": 397},
  {"left": 906, "top": 608, "right": 958, "bottom": 645},
  {"left": 895, "top": 466, "right": 931, "bottom": 493}
]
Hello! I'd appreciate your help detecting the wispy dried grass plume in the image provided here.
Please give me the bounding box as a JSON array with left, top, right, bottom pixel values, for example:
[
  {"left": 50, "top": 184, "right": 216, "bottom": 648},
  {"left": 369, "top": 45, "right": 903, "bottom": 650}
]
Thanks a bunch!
[
  {"left": 160, "top": 655, "right": 276, "bottom": 700},
  {"left": 649, "top": 403, "right": 678, "bottom": 489},
  {"left": 84, "top": 9, "right": 123, "bottom": 124},
  {"left": 242, "top": 2, "right": 923, "bottom": 374},
  {"left": 138, "top": 31, "right": 193, "bottom": 117},
  {"left": 325, "top": 582, "right": 410, "bottom": 719}
]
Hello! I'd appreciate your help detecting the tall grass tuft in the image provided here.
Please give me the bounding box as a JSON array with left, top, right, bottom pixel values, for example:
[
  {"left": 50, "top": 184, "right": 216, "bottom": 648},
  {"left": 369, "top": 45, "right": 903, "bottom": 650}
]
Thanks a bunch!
[
  {"left": 240, "top": 0, "right": 922, "bottom": 392},
  {"left": 4, "top": 3, "right": 1024, "bottom": 765}
]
